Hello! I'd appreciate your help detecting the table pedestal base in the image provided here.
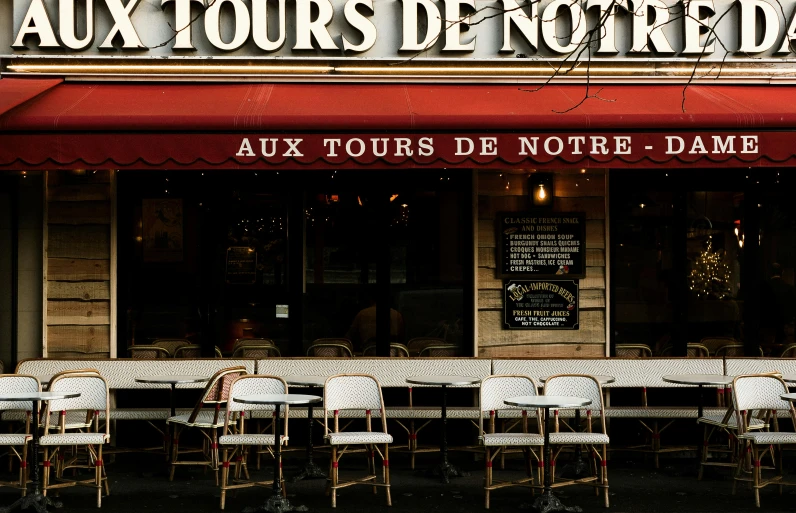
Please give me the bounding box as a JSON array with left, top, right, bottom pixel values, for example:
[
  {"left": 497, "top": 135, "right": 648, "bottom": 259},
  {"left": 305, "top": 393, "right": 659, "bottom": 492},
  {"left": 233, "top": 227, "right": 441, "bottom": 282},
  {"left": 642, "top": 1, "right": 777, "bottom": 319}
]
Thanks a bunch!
[
  {"left": 427, "top": 462, "right": 469, "bottom": 483},
  {"left": 523, "top": 490, "right": 582, "bottom": 513},
  {"left": 243, "top": 495, "right": 307, "bottom": 513},
  {"left": 0, "top": 492, "right": 63, "bottom": 513},
  {"left": 559, "top": 457, "right": 590, "bottom": 480},
  {"left": 290, "top": 461, "right": 326, "bottom": 482}
]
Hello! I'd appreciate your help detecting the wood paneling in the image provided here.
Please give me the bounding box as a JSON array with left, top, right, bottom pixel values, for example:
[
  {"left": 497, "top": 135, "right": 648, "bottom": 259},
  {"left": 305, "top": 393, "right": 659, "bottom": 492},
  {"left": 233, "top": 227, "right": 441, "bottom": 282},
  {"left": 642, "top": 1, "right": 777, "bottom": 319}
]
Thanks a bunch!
[
  {"left": 47, "top": 184, "right": 110, "bottom": 202},
  {"left": 48, "top": 225, "right": 110, "bottom": 259},
  {"left": 47, "top": 259, "right": 110, "bottom": 281},
  {"left": 47, "top": 301, "right": 110, "bottom": 325},
  {"left": 48, "top": 202, "right": 111, "bottom": 225},
  {"left": 46, "top": 325, "right": 110, "bottom": 353},
  {"left": 47, "top": 281, "right": 110, "bottom": 301},
  {"left": 479, "top": 343, "right": 605, "bottom": 358}
]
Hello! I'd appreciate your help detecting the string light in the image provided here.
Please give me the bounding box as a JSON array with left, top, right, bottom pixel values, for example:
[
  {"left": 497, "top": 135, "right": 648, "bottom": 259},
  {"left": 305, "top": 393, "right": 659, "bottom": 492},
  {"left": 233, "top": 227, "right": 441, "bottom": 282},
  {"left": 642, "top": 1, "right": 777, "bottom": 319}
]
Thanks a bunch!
[{"left": 689, "top": 237, "right": 733, "bottom": 299}]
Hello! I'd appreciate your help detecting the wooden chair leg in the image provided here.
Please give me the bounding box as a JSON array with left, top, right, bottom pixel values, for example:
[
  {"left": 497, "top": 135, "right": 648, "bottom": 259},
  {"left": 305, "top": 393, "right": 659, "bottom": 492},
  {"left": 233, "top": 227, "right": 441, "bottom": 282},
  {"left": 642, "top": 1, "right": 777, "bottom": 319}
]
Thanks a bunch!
[
  {"left": 169, "top": 427, "right": 180, "bottom": 481},
  {"left": 370, "top": 446, "right": 377, "bottom": 494},
  {"left": 484, "top": 448, "right": 491, "bottom": 510},
  {"left": 95, "top": 445, "right": 103, "bottom": 508},
  {"left": 20, "top": 443, "right": 28, "bottom": 497},
  {"left": 331, "top": 447, "right": 338, "bottom": 508},
  {"left": 698, "top": 424, "right": 709, "bottom": 481},
  {"left": 602, "top": 445, "right": 609, "bottom": 508},
  {"left": 42, "top": 449, "right": 49, "bottom": 497},
  {"left": 220, "top": 448, "right": 229, "bottom": 510},
  {"left": 384, "top": 444, "right": 391, "bottom": 507},
  {"left": 753, "top": 444, "right": 761, "bottom": 508}
]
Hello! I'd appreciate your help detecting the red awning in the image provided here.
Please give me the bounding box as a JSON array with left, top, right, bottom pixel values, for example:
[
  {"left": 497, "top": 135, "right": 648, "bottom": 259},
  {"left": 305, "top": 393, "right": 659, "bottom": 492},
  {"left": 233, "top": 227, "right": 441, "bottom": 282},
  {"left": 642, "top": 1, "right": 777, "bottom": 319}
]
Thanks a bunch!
[
  {"left": 0, "top": 78, "right": 62, "bottom": 118},
  {"left": 2, "top": 80, "right": 796, "bottom": 169}
]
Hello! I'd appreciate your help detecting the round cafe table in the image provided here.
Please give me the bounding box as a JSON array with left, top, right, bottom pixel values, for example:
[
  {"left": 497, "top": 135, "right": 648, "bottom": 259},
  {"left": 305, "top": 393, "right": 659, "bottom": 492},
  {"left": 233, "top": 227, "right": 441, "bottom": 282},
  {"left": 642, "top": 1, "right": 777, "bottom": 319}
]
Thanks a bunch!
[
  {"left": 405, "top": 375, "right": 481, "bottom": 483},
  {"left": 504, "top": 395, "right": 591, "bottom": 513},
  {"left": 233, "top": 394, "right": 322, "bottom": 513},
  {"left": 281, "top": 375, "right": 328, "bottom": 481},
  {"left": 0, "top": 391, "right": 80, "bottom": 513},
  {"left": 781, "top": 393, "right": 796, "bottom": 402},
  {"left": 135, "top": 375, "right": 208, "bottom": 462}
]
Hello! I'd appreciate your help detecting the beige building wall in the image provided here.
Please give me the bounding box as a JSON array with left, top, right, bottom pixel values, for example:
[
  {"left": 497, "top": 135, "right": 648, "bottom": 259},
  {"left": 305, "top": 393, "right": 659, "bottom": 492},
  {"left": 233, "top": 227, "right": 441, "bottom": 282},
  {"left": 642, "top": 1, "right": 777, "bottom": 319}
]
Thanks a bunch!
[{"left": 477, "top": 169, "right": 607, "bottom": 357}]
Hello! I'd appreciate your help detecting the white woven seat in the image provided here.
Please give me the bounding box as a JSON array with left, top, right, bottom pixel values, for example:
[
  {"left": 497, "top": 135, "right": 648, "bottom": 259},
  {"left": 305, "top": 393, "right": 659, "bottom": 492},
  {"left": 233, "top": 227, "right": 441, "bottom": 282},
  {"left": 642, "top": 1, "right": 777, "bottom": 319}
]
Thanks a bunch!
[
  {"left": 549, "top": 432, "right": 610, "bottom": 444},
  {"left": 0, "top": 434, "right": 31, "bottom": 446},
  {"left": 698, "top": 413, "right": 766, "bottom": 429},
  {"left": 40, "top": 433, "right": 110, "bottom": 446},
  {"left": 167, "top": 411, "right": 225, "bottom": 428},
  {"left": 606, "top": 406, "right": 727, "bottom": 418},
  {"left": 387, "top": 406, "right": 480, "bottom": 419},
  {"left": 219, "top": 434, "right": 286, "bottom": 446},
  {"left": 481, "top": 433, "right": 543, "bottom": 447},
  {"left": 327, "top": 432, "right": 393, "bottom": 445},
  {"left": 105, "top": 408, "right": 193, "bottom": 420},
  {"left": 738, "top": 432, "right": 796, "bottom": 444}
]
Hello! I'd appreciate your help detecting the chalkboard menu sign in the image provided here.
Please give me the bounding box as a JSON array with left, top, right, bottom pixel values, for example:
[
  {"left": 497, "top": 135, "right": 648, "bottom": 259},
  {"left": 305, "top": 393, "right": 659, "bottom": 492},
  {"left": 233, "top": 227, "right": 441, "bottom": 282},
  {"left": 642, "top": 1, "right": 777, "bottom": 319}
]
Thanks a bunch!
[
  {"left": 225, "top": 246, "right": 257, "bottom": 284},
  {"left": 498, "top": 212, "right": 586, "bottom": 278},
  {"left": 504, "top": 280, "right": 579, "bottom": 330}
]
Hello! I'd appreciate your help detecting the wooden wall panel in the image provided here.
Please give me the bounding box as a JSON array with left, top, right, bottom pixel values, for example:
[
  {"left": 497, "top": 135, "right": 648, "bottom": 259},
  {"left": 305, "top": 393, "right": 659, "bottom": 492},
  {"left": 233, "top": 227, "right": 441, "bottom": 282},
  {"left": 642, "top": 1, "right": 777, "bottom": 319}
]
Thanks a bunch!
[
  {"left": 476, "top": 169, "right": 607, "bottom": 358},
  {"left": 44, "top": 171, "right": 113, "bottom": 358}
]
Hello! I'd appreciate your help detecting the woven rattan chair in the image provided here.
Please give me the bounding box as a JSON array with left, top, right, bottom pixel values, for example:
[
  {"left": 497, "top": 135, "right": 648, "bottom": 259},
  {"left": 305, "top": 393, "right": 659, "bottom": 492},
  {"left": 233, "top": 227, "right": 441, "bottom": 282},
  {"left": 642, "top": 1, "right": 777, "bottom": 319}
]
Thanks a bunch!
[
  {"left": 41, "top": 372, "right": 111, "bottom": 507},
  {"left": 660, "top": 343, "right": 710, "bottom": 357},
  {"left": 0, "top": 375, "right": 39, "bottom": 497},
  {"left": 128, "top": 346, "right": 170, "bottom": 359},
  {"left": 479, "top": 375, "right": 543, "bottom": 509},
  {"left": 232, "top": 345, "right": 281, "bottom": 358},
  {"left": 700, "top": 337, "right": 740, "bottom": 355},
  {"left": 418, "top": 344, "right": 458, "bottom": 357},
  {"left": 781, "top": 344, "right": 796, "bottom": 357},
  {"left": 731, "top": 374, "right": 796, "bottom": 507},
  {"left": 152, "top": 338, "right": 192, "bottom": 356},
  {"left": 324, "top": 374, "right": 392, "bottom": 508},
  {"left": 307, "top": 341, "right": 353, "bottom": 357},
  {"left": 716, "top": 344, "right": 764, "bottom": 357},
  {"left": 614, "top": 344, "right": 652, "bottom": 358},
  {"left": 219, "top": 375, "right": 289, "bottom": 510},
  {"left": 362, "top": 343, "right": 409, "bottom": 357},
  {"left": 407, "top": 337, "right": 446, "bottom": 357},
  {"left": 173, "top": 345, "right": 223, "bottom": 358},
  {"left": 167, "top": 366, "right": 247, "bottom": 483},
  {"left": 544, "top": 374, "right": 610, "bottom": 508},
  {"left": 232, "top": 338, "right": 276, "bottom": 351}
]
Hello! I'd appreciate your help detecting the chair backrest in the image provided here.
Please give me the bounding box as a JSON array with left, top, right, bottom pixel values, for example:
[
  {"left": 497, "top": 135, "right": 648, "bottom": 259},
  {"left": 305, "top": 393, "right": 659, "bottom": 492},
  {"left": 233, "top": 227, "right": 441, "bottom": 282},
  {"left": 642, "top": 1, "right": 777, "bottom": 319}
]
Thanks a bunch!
[
  {"left": 306, "top": 343, "right": 352, "bottom": 357},
  {"left": 732, "top": 374, "right": 796, "bottom": 430},
  {"left": 0, "top": 375, "right": 40, "bottom": 411},
  {"left": 174, "top": 344, "right": 202, "bottom": 358},
  {"left": 716, "top": 344, "right": 763, "bottom": 357},
  {"left": 418, "top": 344, "right": 458, "bottom": 357},
  {"left": 128, "top": 346, "right": 170, "bottom": 359},
  {"left": 226, "top": 375, "right": 287, "bottom": 413},
  {"left": 700, "top": 337, "right": 739, "bottom": 354},
  {"left": 46, "top": 372, "right": 110, "bottom": 435},
  {"left": 615, "top": 344, "right": 652, "bottom": 358},
  {"left": 311, "top": 338, "right": 353, "bottom": 351},
  {"left": 189, "top": 366, "right": 247, "bottom": 423},
  {"left": 234, "top": 345, "right": 282, "bottom": 358},
  {"left": 152, "top": 338, "right": 191, "bottom": 355},
  {"left": 407, "top": 337, "right": 446, "bottom": 356},
  {"left": 233, "top": 338, "right": 276, "bottom": 350},
  {"left": 543, "top": 374, "right": 606, "bottom": 426},
  {"left": 479, "top": 375, "right": 539, "bottom": 437},
  {"left": 687, "top": 344, "right": 710, "bottom": 357},
  {"left": 324, "top": 374, "right": 387, "bottom": 435},
  {"left": 781, "top": 344, "right": 796, "bottom": 358},
  {"left": 362, "top": 343, "right": 409, "bottom": 357}
]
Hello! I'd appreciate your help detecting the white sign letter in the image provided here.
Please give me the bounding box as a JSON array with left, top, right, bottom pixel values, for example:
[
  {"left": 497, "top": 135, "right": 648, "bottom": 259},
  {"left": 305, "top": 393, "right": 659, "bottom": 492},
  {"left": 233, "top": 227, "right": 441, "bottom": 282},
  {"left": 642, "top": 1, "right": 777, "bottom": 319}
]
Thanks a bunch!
[
  {"left": 343, "top": 0, "right": 377, "bottom": 52},
  {"left": 99, "top": 0, "right": 145, "bottom": 49},
  {"left": 400, "top": 0, "right": 442, "bottom": 51},
  {"left": 666, "top": 136, "right": 684, "bottom": 154},
  {"left": 60, "top": 0, "right": 94, "bottom": 50},
  {"left": 500, "top": 0, "right": 538, "bottom": 52},
  {"left": 236, "top": 138, "right": 255, "bottom": 157},
  {"left": 12, "top": 0, "right": 60, "bottom": 48},
  {"left": 541, "top": 0, "right": 587, "bottom": 54},
  {"left": 161, "top": 0, "right": 205, "bottom": 50},
  {"left": 628, "top": 0, "right": 674, "bottom": 53},
  {"left": 443, "top": 0, "right": 477, "bottom": 51},
  {"left": 284, "top": 139, "right": 304, "bottom": 157},
  {"left": 252, "top": 0, "right": 286, "bottom": 51},
  {"left": 294, "top": 0, "right": 338, "bottom": 50},
  {"left": 205, "top": 0, "right": 251, "bottom": 51},
  {"left": 455, "top": 137, "right": 474, "bottom": 156},
  {"left": 739, "top": 0, "right": 779, "bottom": 53},
  {"left": 682, "top": 0, "right": 715, "bottom": 54}
]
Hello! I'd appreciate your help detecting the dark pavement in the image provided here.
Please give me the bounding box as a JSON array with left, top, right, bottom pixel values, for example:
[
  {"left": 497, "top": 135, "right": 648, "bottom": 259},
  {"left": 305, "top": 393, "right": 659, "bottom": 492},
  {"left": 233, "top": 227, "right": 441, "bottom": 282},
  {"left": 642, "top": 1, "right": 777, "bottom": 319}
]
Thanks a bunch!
[{"left": 6, "top": 448, "right": 796, "bottom": 513}]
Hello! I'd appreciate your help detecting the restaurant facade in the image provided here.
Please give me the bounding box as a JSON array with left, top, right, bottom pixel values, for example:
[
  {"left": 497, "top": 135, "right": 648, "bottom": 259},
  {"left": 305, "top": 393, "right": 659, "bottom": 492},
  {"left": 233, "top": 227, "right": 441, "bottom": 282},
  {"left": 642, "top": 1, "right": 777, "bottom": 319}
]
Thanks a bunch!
[{"left": 2, "top": 0, "right": 796, "bottom": 365}]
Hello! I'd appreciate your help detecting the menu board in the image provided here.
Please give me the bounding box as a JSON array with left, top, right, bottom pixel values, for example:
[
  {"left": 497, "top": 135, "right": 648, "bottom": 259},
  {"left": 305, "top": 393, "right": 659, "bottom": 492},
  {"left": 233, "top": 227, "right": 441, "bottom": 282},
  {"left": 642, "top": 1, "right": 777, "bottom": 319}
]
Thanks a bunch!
[
  {"left": 504, "top": 280, "right": 579, "bottom": 330},
  {"left": 498, "top": 212, "right": 586, "bottom": 278},
  {"left": 225, "top": 246, "right": 257, "bottom": 284}
]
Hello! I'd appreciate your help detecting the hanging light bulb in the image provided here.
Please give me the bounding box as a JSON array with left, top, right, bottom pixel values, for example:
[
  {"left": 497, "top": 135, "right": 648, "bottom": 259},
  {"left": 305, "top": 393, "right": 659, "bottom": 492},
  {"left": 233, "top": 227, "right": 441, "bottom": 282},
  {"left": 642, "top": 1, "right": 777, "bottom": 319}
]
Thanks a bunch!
[{"left": 538, "top": 184, "right": 546, "bottom": 200}]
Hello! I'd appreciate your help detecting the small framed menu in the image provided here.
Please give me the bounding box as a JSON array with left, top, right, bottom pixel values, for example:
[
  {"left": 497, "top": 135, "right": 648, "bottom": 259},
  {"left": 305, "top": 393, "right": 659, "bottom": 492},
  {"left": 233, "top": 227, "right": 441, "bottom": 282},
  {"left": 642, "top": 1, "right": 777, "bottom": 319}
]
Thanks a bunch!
[
  {"left": 225, "top": 246, "right": 257, "bottom": 284},
  {"left": 497, "top": 212, "right": 586, "bottom": 278},
  {"left": 504, "top": 279, "right": 579, "bottom": 330}
]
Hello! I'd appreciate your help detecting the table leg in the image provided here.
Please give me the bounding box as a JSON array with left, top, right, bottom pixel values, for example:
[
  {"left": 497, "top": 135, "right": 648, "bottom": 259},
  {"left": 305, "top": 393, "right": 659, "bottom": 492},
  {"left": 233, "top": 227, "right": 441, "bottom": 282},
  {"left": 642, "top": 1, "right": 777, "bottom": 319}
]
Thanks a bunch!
[
  {"left": 526, "top": 407, "right": 582, "bottom": 513},
  {"left": 291, "top": 403, "right": 325, "bottom": 481},
  {"left": 429, "top": 385, "right": 468, "bottom": 483},
  {"left": 695, "top": 384, "right": 705, "bottom": 471},
  {"left": 0, "top": 401, "right": 63, "bottom": 513},
  {"left": 167, "top": 384, "right": 176, "bottom": 463},
  {"left": 560, "top": 409, "right": 589, "bottom": 479},
  {"left": 244, "top": 404, "right": 304, "bottom": 513}
]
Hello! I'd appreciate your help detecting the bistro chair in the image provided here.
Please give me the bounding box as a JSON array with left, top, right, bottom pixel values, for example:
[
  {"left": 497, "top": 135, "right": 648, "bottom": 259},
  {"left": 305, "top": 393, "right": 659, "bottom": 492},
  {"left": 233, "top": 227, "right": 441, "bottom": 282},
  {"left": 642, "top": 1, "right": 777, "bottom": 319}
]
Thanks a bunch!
[
  {"left": 700, "top": 337, "right": 740, "bottom": 355},
  {"left": 43, "top": 369, "right": 103, "bottom": 433},
  {"left": 407, "top": 337, "right": 446, "bottom": 357},
  {"left": 324, "top": 374, "right": 392, "bottom": 508},
  {"left": 418, "top": 344, "right": 458, "bottom": 357},
  {"left": 0, "top": 375, "right": 40, "bottom": 497},
  {"left": 731, "top": 373, "right": 796, "bottom": 507},
  {"left": 127, "top": 345, "right": 170, "bottom": 359},
  {"left": 479, "top": 375, "right": 543, "bottom": 509},
  {"left": 167, "top": 366, "right": 247, "bottom": 483},
  {"left": 543, "top": 374, "right": 610, "bottom": 508},
  {"left": 307, "top": 341, "right": 353, "bottom": 357},
  {"left": 218, "top": 375, "right": 289, "bottom": 510},
  {"left": 660, "top": 343, "right": 710, "bottom": 357},
  {"left": 40, "top": 371, "right": 111, "bottom": 508},
  {"left": 614, "top": 344, "right": 652, "bottom": 358},
  {"left": 716, "top": 344, "right": 764, "bottom": 357},
  {"left": 362, "top": 343, "right": 409, "bottom": 357},
  {"left": 232, "top": 345, "right": 281, "bottom": 358},
  {"left": 232, "top": 338, "right": 276, "bottom": 351},
  {"left": 780, "top": 344, "right": 796, "bottom": 357},
  {"left": 173, "top": 344, "right": 224, "bottom": 358},
  {"left": 152, "top": 338, "right": 191, "bottom": 356}
]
